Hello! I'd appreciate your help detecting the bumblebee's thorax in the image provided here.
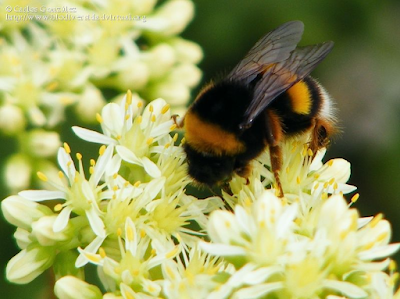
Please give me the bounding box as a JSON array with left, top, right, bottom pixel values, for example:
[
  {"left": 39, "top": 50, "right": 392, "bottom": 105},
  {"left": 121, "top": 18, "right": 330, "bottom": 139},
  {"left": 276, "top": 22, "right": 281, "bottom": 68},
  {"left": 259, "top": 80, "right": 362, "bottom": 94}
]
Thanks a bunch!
[{"left": 184, "top": 81, "right": 254, "bottom": 156}]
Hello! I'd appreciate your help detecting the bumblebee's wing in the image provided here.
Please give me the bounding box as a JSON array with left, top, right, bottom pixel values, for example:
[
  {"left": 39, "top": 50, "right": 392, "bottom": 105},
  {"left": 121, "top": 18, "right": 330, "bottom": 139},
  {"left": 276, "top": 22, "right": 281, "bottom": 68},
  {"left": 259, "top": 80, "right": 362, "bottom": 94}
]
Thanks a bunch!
[
  {"left": 227, "top": 21, "right": 305, "bottom": 83},
  {"left": 240, "top": 41, "right": 334, "bottom": 129}
]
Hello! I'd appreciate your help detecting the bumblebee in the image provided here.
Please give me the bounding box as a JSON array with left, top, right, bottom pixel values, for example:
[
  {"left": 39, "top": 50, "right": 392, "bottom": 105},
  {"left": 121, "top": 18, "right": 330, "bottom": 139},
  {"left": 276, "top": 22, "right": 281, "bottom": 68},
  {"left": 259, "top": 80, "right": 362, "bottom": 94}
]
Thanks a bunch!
[{"left": 181, "top": 21, "right": 336, "bottom": 196}]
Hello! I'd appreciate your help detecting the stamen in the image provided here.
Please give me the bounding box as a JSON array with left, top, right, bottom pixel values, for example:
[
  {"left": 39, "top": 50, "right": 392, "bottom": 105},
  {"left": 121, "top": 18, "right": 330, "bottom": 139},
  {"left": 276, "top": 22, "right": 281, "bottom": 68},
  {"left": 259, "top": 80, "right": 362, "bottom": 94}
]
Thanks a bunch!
[
  {"left": 390, "top": 260, "right": 397, "bottom": 272},
  {"left": 161, "top": 104, "right": 170, "bottom": 114},
  {"left": 96, "top": 113, "right": 103, "bottom": 123},
  {"left": 54, "top": 203, "right": 63, "bottom": 212},
  {"left": 166, "top": 246, "right": 179, "bottom": 259},
  {"left": 146, "top": 137, "right": 154, "bottom": 145},
  {"left": 126, "top": 90, "right": 132, "bottom": 105},
  {"left": 126, "top": 225, "right": 134, "bottom": 241},
  {"left": 99, "top": 247, "right": 106, "bottom": 258},
  {"left": 37, "top": 171, "right": 48, "bottom": 182},
  {"left": 350, "top": 193, "right": 360, "bottom": 204},
  {"left": 99, "top": 145, "right": 106, "bottom": 156},
  {"left": 63, "top": 142, "right": 71, "bottom": 154},
  {"left": 369, "top": 213, "right": 383, "bottom": 228},
  {"left": 46, "top": 81, "right": 58, "bottom": 91}
]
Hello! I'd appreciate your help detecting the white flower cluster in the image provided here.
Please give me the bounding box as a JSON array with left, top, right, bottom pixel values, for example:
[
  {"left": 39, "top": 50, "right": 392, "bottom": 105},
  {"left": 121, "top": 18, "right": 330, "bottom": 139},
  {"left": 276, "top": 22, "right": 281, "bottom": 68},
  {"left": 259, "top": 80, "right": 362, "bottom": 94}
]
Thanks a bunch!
[
  {"left": 0, "top": 0, "right": 202, "bottom": 192},
  {"left": 2, "top": 93, "right": 222, "bottom": 296},
  {"left": 2, "top": 90, "right": 400, "bottom": 298}
]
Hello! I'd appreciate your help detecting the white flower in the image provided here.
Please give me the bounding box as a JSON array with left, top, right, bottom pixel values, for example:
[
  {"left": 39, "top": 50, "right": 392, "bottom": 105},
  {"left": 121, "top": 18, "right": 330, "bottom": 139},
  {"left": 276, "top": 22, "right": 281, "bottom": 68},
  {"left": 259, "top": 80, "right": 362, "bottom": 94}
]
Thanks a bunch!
[
  {"left": 78, "top": 217, "right": 177, "bottom": 297},
  {"left": 256, "top": 135, "right": 356, "bottom": 197},
  {"left": 73, "top": 93, "right": 177, "bottom": 181},
  {"left": 19, "top": 144, "right": 115, "bottom": 238},
  {"left": 201, "top": 191, "right": 400, "bottom": 298},
  {"left": 162, "top": 246, "right": 229, "bottom": 299}
]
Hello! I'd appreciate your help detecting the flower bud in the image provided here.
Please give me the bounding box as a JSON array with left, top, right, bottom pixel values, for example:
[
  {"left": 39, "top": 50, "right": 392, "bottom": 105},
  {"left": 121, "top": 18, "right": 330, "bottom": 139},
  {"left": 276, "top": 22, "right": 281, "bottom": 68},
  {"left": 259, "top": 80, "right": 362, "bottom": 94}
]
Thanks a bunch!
[
  {"left": 1, "top": 195, "right": 53, "bottom": 230},
  {"left": 6, "top": 246, "right": 55, "bottom": 284},
  {"left": 0, "top": 104, "right": 26, "bottom": 135},
  {"left": 167, "top": 63, "right": 202, "bottom": 88},
  {"left": 4, "top": 154, "right": 32, "bottom": 192},
  {"left": 54, "top": 276, "right": 102, "bottom": 299},
  {"left": 32, "top": 215, "right": 70, "bottom": 246},
  {"left": 74, "top": 86, "right": 106, "bottom": 123},
  {"left": 145, "top": 44, "right": 176, "bottom": 79},
  {"left": 148, "top": 81, "right": 189, "bottom": 106},
  {"left": 170, "top": 38, "right": 203, "bottom": 64},
  {"left": 25, "top": 129, "right": 61, "bottom": 158},
  {"left": 114, "top": 60, "right": 149, "bottom": 90},
  {"left": 138, "top": 0, "right": 194, "bottom": 36}
]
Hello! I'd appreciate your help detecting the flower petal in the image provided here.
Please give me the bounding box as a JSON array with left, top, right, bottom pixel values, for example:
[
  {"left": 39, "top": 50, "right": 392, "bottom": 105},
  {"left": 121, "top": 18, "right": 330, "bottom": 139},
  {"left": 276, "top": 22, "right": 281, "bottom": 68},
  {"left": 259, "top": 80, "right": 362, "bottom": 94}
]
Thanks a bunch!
[
  {"left": 200, "top": 242, "right": 246, "bottom": 257},
  {"left": 91, "top": 145, "right": 114, "bottom": 186},
  {"left": 19, "top": 190, "right": 66, "bottom": 202},
  {"left": 116, "top": 145, "right": 141, "bottom": 165},
  {"left": 72, "top": 126, "right": 116, "bottom": 145},
  {"left": 358, "top": 243, "right": 400, "bottom": 261},
  {"left": 75, "top": 236, "right": 105, "bottom": 267},
  {"left": 142, "top": 157, "right": 161, "bottom": 178},
  {"left": 233, "top": 282, "right": 284, "bottom": 299},
  {"left": 53, "top": 206, "right": 73, "bottom": 232},
  {"left": 323, "top": 279, "right": 368, "bottom": 298},
  {"left": 85, "top": 207, "right": 106, "bottom": 238}
]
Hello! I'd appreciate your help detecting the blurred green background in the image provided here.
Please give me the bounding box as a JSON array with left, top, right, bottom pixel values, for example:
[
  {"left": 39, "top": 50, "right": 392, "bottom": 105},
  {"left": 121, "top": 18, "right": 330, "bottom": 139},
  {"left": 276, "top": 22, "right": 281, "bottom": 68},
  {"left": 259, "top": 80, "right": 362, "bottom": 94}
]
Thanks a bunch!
[{"left": 1, "top": 0, "right": 400, "bottom": 297}]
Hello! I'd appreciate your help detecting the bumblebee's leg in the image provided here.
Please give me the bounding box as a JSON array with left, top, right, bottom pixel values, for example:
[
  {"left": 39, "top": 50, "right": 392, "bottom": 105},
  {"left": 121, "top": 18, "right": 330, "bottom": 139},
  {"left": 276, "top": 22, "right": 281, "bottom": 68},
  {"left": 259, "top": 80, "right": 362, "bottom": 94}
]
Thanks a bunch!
[
  {"left": 171, "top": 114, "right": 184, "bottom": 128},
  {"left": 309, "top": 118, "right": 335, "bottom": 157},
  {"left": 234, "top": 162, "right": 251, "bottom": 185},
  {"left": 264, "top": 110, "right": 284, "bottom": 197},
  {"left": 269, "top": 145, "right": 284, "bottom": 197}
]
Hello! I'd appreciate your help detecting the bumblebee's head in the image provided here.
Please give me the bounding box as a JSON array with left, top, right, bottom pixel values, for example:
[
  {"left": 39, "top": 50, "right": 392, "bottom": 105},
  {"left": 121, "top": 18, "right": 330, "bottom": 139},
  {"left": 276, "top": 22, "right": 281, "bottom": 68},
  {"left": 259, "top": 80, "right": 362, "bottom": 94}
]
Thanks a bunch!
[{"left": 184, "top": 145, "right": 235, "bottom": 187}]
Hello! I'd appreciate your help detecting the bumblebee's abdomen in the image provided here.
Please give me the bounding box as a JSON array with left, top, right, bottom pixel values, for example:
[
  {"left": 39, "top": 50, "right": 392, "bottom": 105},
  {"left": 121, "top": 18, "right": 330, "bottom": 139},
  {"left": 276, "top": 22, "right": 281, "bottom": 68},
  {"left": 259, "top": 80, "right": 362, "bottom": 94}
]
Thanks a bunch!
[
  {"left": 271, "top": 76, "right": 323, "bottom": 135},
  {"left": 184, "top": 110, "right": 245, "bottom": 156}
]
